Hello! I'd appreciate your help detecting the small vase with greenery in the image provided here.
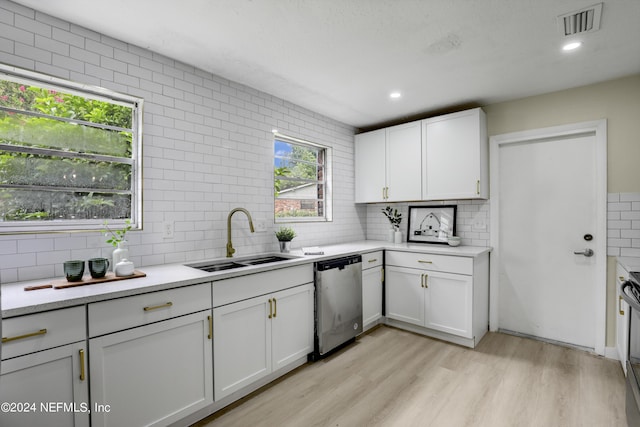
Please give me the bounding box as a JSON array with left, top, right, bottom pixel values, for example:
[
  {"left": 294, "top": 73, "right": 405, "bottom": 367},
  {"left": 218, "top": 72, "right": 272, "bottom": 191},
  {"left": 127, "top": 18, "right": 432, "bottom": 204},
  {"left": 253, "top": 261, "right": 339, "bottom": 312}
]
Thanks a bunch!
[
  {"left": 382, "top": 206, "right": 403, "bottom": 243},
  {"left": 103, "top": 219, "right": 132, "bottom": 271},
  {"left": 275, "top": 227, "right": 296, "bottom": 253}
]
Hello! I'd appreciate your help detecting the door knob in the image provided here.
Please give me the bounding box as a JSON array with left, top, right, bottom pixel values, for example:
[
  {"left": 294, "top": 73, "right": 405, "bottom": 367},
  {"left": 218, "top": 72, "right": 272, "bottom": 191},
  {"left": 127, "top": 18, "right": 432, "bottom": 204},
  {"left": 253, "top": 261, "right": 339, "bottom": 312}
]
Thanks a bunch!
[{"left": 573, "top": 248, "right": 594, "bottom": 257}]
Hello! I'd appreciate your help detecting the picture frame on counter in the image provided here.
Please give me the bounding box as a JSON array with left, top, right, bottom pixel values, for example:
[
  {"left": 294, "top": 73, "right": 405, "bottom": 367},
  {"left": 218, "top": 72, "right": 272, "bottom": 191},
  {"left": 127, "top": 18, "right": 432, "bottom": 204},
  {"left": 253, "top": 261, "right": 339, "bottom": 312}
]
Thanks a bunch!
[{"left": 407, "top": 205, "right": 457, "bottom": 244}]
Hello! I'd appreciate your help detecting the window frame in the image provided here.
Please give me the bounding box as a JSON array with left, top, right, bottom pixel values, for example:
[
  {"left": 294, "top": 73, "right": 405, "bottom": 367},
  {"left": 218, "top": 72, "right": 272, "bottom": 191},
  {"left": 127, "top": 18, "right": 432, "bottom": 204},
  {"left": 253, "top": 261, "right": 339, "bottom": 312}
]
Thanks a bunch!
[
  {"left": 273, "top": 133, "right": 332, "bottom": 223},
  {"left": 0, "top": 64, "right": 143, "bottom": 234}
]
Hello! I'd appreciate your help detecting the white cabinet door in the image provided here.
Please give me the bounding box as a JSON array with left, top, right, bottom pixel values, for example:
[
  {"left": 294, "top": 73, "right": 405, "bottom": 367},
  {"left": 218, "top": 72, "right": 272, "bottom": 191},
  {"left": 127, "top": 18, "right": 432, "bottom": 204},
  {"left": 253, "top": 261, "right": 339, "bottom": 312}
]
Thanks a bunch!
[
  {"left": 616, "top": 263, "right": 630, "bottom": 374},
  {"left": 0, "top": 342, "right": 89, "bottom": 427},
  {"left": 215, "top": 284, "right": 314, "bottom": 399},
  {"left": 271, "top": 284, "right": 314, "bottom": 371},
  {"left": 90, "top": 311, "right": 213, "bottom": 427},
  {"left": 424, "top": 271, "right": 473, "bottom": 338},
  {"left": 423, "top": 108, "right": 487, "bottom": 200},
  {"left": 354, "top": 129, "right": 386, "bottom": 203},
  {"left": 214, "top": 296, "right": 271, "bottom": 400},
  {"left": 362, "top": 265, "right": 383, "bottom": 329},
  {"left": 386, "top": 121, "right": 422, "bottom": 202},
  {"left": 385, "top": 266, "right": 424, "bottom": 326}
]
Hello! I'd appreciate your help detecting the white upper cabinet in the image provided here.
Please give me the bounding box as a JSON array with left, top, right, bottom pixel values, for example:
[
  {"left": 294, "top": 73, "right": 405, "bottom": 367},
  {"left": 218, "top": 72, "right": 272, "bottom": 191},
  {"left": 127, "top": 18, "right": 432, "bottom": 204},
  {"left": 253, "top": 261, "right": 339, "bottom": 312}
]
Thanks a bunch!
[
  {"left": 354, "top": 121, "right": 422, "bottom": 203},
  {"left": 355, "top": 128, "right": 386, "bottom": 203},
  {"left": 354, "top": 107, "right": 488, "bottom": 203},
  {"left": 422, "top": 108, "right": 488, "bottom": 200},
  {"left": 386, "top": 121, "right": 423, "bottom": 202}
]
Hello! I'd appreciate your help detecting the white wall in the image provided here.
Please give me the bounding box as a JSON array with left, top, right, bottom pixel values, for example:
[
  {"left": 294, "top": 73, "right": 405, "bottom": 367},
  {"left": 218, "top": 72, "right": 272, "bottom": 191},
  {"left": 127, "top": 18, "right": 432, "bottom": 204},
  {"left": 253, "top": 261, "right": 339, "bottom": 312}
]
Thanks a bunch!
[{"left": 0, "top": 0, "right": 366, "bottom": 283}]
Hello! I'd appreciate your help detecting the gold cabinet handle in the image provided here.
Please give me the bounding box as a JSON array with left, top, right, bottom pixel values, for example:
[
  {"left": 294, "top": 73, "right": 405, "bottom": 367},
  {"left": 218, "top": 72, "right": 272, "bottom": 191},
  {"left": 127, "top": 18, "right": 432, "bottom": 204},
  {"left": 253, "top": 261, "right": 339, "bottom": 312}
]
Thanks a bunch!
[
  {"left": 143, "top": 302, "right": 173, "bottom": 312},
  {"left": 268, "top": 298, "right": 273, "bottom": 319},
  {"left": 2, "top": 328, "right": 47, "bottom": 343},
  {"left": 207, "top": 315, "right": 213, "bottom": 340},
  {"left": 368, "top": 258, "right": 378, "bottom": 263},
  {"left": 418, "top": 260, "right": 433, "bottom": 264},
  {"left": 424, "top": 274, "right": 428, "bottom": 288},
  {"left": 420, "top": 273, "right": 424, "bottom": 288},
  {"left": 79, "top": 349, "right": 86, "bottom": 381},
  {"left": 620, "top": 276, "right": 625, "bottom": 281},
  {"left": 273, "top": 298, "right": 277, "bottom": 318},
  {"left": 382, "top": 187, "right": 386, "bottom": 200},
  {"left": 476, "top": 180, "right": 480, "bottom": 195},
  {"left": 620, "top": 296, "right": 625, "bottom": 316}
]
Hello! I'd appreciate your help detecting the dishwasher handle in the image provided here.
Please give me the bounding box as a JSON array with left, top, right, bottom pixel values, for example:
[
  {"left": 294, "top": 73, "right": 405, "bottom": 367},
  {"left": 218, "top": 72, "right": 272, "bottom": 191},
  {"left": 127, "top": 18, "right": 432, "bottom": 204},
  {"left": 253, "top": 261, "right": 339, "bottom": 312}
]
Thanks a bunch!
[{"left": 315, "top": 255, "right": 362, "bottom": 271}]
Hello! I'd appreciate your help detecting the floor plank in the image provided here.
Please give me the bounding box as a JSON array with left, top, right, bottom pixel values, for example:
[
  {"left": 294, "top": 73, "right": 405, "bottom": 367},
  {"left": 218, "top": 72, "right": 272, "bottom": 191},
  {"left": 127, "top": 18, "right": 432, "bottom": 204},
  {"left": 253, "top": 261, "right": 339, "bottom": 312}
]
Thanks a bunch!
[{"left": 193, "top": 326, "right": 627, "bottom": 427}]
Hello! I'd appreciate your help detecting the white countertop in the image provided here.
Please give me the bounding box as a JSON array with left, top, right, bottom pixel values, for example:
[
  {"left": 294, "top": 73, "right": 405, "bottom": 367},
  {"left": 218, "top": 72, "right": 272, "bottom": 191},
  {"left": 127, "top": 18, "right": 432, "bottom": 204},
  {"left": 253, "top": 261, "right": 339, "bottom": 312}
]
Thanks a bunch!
[
  {"left": 617, "top": 256, "right": 640, "bottom": 273},
  {"left": 1, "top": 240, "right": 491, "bottom": 318}
]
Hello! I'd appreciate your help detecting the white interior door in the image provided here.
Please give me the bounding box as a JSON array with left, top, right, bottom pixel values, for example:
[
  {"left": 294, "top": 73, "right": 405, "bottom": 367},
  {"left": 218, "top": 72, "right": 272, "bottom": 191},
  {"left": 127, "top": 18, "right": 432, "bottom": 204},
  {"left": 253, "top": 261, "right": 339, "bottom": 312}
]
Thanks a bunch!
[{"left": 490, "top": 120, "right": 607, "bottom": 354}]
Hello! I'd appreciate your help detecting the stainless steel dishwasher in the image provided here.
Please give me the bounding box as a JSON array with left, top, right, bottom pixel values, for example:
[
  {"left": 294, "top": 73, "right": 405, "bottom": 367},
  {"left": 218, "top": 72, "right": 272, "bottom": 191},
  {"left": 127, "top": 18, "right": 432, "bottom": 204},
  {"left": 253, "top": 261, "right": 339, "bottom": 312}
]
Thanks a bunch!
[{"left": 314, "top": 255, "right": 362, "bottom": 358}]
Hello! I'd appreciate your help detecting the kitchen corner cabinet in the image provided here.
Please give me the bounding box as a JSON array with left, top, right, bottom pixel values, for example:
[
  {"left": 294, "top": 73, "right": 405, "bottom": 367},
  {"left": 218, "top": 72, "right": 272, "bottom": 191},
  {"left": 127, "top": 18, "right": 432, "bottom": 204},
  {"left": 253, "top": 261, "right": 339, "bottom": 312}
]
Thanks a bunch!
[
  {"left": 423, "top": 107, "right": 488, "bottom": 200},
  {"left": 616, "top": 262, "right": 630, "bottom": 374},
  {"left": 385, "top": 250, "right": 489, "bottom": 348},
  {"left": 362, "top": 251, "right": 384, "bottom": 332},
  {"left": 88, "top": 283, "right": 213, "bottom": 427},
  {"left": 0, "top": 306, "right": 88, "bottom": 427},
  {"left": 213, "top": 283, "right": 314, "bottom": 400},
  {"left": 355, "top": 121, "right": 422, "bottom": 203}
]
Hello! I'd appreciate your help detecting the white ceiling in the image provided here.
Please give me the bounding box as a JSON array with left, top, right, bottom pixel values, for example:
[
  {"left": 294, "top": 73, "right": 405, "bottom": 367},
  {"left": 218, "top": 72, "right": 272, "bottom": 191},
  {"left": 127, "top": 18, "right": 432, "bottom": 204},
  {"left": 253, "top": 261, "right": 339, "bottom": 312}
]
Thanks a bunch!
[{"left": 11, "top": 0, "right": 640, "bottom": 129}]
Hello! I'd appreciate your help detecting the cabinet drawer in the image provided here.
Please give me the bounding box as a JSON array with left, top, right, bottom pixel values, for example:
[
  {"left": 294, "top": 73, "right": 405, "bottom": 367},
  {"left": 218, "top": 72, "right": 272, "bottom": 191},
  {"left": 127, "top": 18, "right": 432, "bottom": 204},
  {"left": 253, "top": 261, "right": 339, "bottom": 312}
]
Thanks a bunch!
[
  {"left": 362, "top": 251, "right": 383, "bottom": 269},
  {"left": 386, "top": 251, "right": 473, "bottom": 275},
  {"left": 213, "top": 264, "right": 313, "bottom": 307},
  {"left": 88, "top": 283, "right": 211, "bottom": 337},
  {"left": 2, "top": 306, "right": 85, "bottom": 360}
]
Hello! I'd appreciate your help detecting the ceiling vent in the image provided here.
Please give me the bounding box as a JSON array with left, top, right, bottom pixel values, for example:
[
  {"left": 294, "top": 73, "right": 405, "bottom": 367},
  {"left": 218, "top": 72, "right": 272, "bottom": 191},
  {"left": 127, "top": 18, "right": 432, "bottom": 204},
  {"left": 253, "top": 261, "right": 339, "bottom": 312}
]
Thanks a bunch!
[{"left": 557, "top": 3, "right": 603, "bottom": 36}]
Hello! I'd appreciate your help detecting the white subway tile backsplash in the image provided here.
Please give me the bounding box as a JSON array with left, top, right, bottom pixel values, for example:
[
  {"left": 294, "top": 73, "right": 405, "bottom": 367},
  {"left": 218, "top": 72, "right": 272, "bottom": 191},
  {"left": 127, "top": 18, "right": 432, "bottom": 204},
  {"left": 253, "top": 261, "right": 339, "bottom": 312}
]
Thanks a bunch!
[
  {"left": 608, "top": 193, "right": 640, "bottom": 255},
  {"left": 0, "top": 0, "right": 365, "bottom": 282}
]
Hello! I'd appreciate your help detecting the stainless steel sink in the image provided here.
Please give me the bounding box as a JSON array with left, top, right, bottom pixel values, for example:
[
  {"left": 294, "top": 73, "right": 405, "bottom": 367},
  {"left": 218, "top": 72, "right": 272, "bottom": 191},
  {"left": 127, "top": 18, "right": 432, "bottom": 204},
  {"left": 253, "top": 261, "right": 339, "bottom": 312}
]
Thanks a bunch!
[{"left": 185, "top": 253, "right": 299, "bottom": 272}]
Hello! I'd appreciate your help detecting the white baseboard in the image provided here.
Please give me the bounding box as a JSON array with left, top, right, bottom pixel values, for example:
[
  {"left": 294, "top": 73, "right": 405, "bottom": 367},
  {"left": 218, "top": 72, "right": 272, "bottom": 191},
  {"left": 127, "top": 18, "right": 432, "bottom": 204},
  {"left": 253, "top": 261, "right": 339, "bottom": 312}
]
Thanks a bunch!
[{"left": 604, "top": 346, "right": 619, "bottom": 360}]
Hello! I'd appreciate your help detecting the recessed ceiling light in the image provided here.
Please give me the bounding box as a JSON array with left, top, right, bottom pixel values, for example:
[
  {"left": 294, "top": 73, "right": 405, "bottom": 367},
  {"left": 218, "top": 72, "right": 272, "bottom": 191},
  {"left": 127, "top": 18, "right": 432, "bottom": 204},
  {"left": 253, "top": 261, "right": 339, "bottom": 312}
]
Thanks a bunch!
[
  {"left": 562, "top": 41, "right": 582, "bottom": 51},
  {"left": 389, "top": 92, "right": 401, "bottom": 99}
]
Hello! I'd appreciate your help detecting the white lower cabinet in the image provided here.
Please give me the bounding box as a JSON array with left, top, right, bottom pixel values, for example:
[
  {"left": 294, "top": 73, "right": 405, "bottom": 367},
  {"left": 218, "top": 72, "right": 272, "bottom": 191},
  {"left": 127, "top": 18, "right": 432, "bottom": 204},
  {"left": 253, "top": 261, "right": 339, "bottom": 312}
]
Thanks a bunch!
[
  {"left": 0, "top": 306, "right": 88, "bottom": 427},
  {"left": 385, "top": 250, "right": 488, "bottom": 347},
  {"left": 362, "top": 251, "right": 383, "bottom": 331},
  {"left": 0, "top": 341, "right": 89, "bottom": 427},
  {"left": 89, "top": 311, "right": 213, "bottom": 427},
  {"left": 213, "top": 283, "right": 313, "bottom": 400},
  {"left": 87, "top": 283, "right": 213, "bottom": 427},
  {"left": 616, "top": 262, "right": 630, "bottom": 374}
]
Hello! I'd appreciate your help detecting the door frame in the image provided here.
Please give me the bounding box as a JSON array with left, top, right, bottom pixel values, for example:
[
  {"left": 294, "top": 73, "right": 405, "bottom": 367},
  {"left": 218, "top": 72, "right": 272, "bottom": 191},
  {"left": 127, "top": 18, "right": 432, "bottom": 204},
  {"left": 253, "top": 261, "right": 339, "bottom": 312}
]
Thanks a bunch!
[{"left": 489, "top": 119, "right": 607, "bottom": 355}]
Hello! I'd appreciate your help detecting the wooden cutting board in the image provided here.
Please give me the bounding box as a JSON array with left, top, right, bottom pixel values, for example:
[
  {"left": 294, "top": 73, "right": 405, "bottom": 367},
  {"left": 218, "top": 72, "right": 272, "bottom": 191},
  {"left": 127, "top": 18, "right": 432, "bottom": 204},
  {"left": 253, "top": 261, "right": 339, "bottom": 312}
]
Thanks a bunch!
[{"left": 24, "top": 271, "right": 146, "bottom": 291}]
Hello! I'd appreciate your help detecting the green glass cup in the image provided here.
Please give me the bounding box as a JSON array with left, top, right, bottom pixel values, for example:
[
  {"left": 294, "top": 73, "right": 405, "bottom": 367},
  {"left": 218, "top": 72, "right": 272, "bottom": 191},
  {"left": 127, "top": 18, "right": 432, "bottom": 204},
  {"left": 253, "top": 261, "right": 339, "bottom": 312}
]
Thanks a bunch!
[
  {"left": 64, "top": 260, "right": 85, "bottom": 282},
  {"left": 88, "top": 258, "right": 110, "bottom": 279}
]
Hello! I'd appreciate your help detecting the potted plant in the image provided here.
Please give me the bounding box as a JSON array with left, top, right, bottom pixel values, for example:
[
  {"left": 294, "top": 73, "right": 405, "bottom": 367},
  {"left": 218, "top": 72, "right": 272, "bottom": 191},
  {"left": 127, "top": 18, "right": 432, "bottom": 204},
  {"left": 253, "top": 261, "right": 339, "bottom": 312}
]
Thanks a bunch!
[
  {"left": 275, "top": 226, "right": 296, "bottom": 253},
  {"left": 382, "top": 206, "right": 403, "bottom": 243}
]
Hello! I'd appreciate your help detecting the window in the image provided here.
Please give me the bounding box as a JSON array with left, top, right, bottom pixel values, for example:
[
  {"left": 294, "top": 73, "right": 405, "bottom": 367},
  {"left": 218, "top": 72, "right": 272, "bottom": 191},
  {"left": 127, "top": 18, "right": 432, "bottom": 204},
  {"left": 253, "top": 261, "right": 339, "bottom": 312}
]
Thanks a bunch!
[
  {"left": 274, "top": 134, "right": 331, "bottom": 222},
  {"left": 0, "top": 65, "right": 142, "bottom": 233}
]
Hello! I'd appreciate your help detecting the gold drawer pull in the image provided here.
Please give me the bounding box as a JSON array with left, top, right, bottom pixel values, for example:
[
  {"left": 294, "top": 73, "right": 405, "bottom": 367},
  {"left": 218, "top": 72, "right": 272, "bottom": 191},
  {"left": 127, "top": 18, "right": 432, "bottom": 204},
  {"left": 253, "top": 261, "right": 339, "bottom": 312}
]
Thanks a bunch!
[
  {"left": 620, "top": 296, "right": 625, "bottom": 316},
  {"left": 79, "top": 349, "right": 86, "bottom": 381},
  {"left": 2, "top": 328, "right": 47, "bottom": 343},
  {"left": 368, "top": 258, "right": 378, "bottom": 263},
  {"left": 143, "top": 302, "right": 173, "bottom": 312},
  {"left": 418, "top": 260, "right": 433, "bottom": 264}
]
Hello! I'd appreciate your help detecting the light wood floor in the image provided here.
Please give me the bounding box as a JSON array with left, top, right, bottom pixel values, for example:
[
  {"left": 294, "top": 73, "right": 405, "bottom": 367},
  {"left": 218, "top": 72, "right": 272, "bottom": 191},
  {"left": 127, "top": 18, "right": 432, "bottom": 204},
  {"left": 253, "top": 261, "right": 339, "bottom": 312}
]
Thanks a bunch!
[{"left": 193, "top": 326, "right": 626, "bottom": 427}]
